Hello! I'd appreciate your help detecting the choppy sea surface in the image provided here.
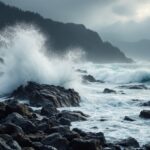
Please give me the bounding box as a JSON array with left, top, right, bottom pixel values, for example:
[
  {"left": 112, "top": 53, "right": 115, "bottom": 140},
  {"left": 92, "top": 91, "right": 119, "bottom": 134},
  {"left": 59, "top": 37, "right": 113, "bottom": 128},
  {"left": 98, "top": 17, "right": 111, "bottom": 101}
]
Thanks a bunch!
[
  {"left": 0, "top": 26, "right": 149, "bottom": 146},
  {"left": 59, "top": 62, "right": 150, "bottom": 146}
]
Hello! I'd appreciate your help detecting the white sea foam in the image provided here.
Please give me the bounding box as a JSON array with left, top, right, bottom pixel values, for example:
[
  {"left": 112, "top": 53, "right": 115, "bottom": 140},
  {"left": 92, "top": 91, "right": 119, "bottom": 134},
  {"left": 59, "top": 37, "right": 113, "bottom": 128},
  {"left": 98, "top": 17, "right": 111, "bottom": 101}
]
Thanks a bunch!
[
  {"left": 0, "top": 25, "right": 83, "bottom": 94},
  {"left": 79, "top": 62, "right": 150, "bottom": 84}
]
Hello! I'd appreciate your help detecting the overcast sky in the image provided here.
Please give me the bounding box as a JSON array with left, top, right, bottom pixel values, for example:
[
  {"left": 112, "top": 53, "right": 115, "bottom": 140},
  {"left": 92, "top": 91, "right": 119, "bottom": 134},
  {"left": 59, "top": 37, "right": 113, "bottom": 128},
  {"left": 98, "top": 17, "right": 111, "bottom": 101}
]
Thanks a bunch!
[{"left": 1, "top": 0, "right": 150, "bottom": 42}]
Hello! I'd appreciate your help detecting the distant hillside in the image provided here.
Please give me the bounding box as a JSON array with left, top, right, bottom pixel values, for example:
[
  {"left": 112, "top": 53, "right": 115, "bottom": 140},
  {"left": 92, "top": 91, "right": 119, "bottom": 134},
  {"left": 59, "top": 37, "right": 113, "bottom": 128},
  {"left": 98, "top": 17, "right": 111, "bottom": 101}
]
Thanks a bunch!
[
  {"left": 113, "top": 39, "right": 150, "bottom": 60},
  {"left": 0, "top": 1, "right": 132, "bottom": 63}
]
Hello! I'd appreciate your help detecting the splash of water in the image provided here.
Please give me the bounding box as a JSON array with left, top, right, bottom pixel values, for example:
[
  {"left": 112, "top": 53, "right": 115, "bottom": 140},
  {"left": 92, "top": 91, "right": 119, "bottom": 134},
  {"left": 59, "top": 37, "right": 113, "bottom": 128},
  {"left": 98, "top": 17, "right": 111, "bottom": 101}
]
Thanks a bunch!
[{"left": 0, "top": 25, "right": 83, "bottom": 94}]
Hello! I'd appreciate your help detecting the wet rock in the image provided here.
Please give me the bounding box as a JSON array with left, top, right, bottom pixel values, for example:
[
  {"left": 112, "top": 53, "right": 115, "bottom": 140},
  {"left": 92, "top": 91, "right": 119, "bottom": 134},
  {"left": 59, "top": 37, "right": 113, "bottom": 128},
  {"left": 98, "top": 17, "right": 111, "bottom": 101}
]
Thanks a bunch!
[
  {"left": 4, "top": 112, "right": 36, "bottom": 133},
  {"left": 69, "top": 138, "right": 102, "bottom": 150},
  {"left": 103, "top": 88, "right": 116, "bottom": 94},
  {"left": 5, "top": 100, "right": 32, "bottom": 117},
  {"left": 143, "top": 143, "right": 150, "bottom": 150},
  {"left": 46, "top": 125, "right": 70, "bottom": 136},
  {"left": 13, "top": 134, "right": 33, "bottom": 148},
  {"left": 57, "top": 110, "right": 89, "bottom": 122},
  {"left": 139, "top": 110, "right": 150, "bottom": 119},
  {"left": 140, "top": 101, "right": 150, "bottom": 106},
  {"left": 124, "top": 116, "right": 135, "bottom": 122},
  {"left": 82, "top": 75, "right": 104, "bottom": 83},
  {"left": 41, "top": 104, "right": 59, "bottom": 117},
  {"left": 73, "top": 128, "right": 106, "bottom": 145},
  {"left": 42, "top": 133, "right": 62, "bottom": 145},
  {"left": 12, "top": 81, "right": 80, "bottom": 107},
  {"left": 0, "top": 102, "right": 7, "bottom": 119},
  {"left": 42, "top": 133, "right": 69, "bottom": 150},
  {"left": 118, "top": 84, "right": 148, "bottom": 90},
  {"left": 64, "top": 130, "right": 80, "bottom": 142},
  {"left": 0, "top": 123, "right": 24, "bottom": 135},
  {"left": 0, "top": 134, "right": 22, "bottom": 150},
  {"left": 116, "top": 137, "right": 139, "bottom": 148},
  {"left": 58, "top": 117, "right": 71, "bottom": 126}
]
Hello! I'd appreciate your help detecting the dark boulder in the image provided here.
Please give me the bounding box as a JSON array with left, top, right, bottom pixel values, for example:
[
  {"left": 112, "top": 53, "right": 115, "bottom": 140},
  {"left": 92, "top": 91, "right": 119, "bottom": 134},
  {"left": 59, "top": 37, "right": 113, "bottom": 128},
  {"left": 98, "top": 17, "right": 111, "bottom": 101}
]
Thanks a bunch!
[
  {"left": 46, "top": 125, "right": 70, "bottom": 136},
  {"left": 5, "top": 100, "right": 32, "bottom": 117},
  {"left": 57, "top": 110, "right": 89, "bottom": 122},
  {"left": 0, "top": 102, "right": 7, "bottom": 119},
  {"left": 4, "top": 112, "right": 36, "bottom": 133},
  {"left": 42, "top": 133, "right": 62, "bottom": 145},
  {"left": 140, "top": 101, "right": 150, "bottom": 106},
  {"left": 58, "top": 117, "right": 71, "bottom": 126},
  {"left": 0, "top": 123, "right": 24, "bottom": 135},
  {"left": 13, "top": 133, "right": 33, "bottom": 148},
  {"left": 0, "top": 134, "right": 22, "bottom": 150},
  {"left": 103, "top": 88, "right": 116, "bottom": 94},
  {"left": 73, "top": 128, "right": 106, "bottom": 146},
  {"left": 82, "top": 75, "right": 104, "bottom": 83},
  {"left": 116, "top": 137, "right": 139, "bottom": 148},
  {"left": 41, "top": 104, "right": 59, "bottom": 117},
  {"left": 42, "top": 133, "right": 69, "bottom": 150},
  {"left": 11, "top": 82, "right": 80, "bottom": 107},
  {"left": 69, "top": 138, "right": 102, "bottom": 150},
  {"left": 139, "top": 110, "right": 150, "bottom": 119},
  {"left": 143, "top": 143, "right": 150, "bottom": 150},
  {"left": 124, "top": 116, "right": 135, "bottom": 122}
]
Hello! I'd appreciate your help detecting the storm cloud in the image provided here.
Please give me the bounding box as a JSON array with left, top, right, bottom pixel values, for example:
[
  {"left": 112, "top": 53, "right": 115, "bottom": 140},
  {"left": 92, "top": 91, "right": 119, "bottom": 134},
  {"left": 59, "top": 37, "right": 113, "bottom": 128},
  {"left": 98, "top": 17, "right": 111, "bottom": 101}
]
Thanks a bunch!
[{"left": 1, "top": 0, "right": 150, "bottom": 41}]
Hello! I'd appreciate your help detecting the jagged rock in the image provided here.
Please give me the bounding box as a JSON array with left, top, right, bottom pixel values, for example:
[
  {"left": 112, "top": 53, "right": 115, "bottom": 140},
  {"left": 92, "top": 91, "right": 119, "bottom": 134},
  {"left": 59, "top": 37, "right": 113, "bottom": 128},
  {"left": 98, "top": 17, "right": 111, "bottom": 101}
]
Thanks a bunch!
[
  {"left": 0, "top": 123, "right": 24, "bottom": 135},
  {"left": 42, "top": 133, "right": 69, "bottom": 150},
  {"left": 57, "top": 110, "right": 89, "bottom": 122},
  {"left": 42, "top": 133, "right": 62, "bottom": 145},
  {"left": 103, "top": 88, "right": 116, "bottom": 94},
  {"left": 58, "top": 117, "right": 71, "bottom": 126},
  {"left": 12, "top": 82, "right": 80, "bottom": 107},
  {"left": 124, "top": 116, "right": 135, "bottom": 121},
  {"left": 46, "top": 125, "right": 70, "bottom": 136},
  {"left": 41, "top": 104, "right": 59, "bottom": 117},
  {"left": 116, "top": 137, "right": 139, "bottom": 148},
  {"left": 82, "top": 75, "right": 104, "bottom": 83},
  {"left": 64, "top": 131, "right": 80, "bottom": 142},
  {"left": 69, "top": 138, "right": 102, "bottom": 150},
  {"left": 0, "top": 134, "right": 22, "bottom": 150},
  {"left": 139, "top": 110, "right": 150, "bottom": 119},
  {"left": 5, "top": 100, "right": 32, "bottom": 117},
  {"left": 4, "top": 112, "right": 36, "bottom": 133},
  {"left": 73, "top": 128, "right": 106, "bottom": 146},
  {"left": 13, "top": 134, "right": 33, "bottom": 148}
]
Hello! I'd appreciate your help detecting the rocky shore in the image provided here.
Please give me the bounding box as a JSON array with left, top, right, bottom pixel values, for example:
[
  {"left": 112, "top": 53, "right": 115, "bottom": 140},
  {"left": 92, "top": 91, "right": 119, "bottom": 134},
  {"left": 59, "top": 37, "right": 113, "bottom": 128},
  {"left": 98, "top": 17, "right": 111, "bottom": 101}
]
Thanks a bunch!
[{"left": 0, "top": 82, "right": 149, "bottom": 150}]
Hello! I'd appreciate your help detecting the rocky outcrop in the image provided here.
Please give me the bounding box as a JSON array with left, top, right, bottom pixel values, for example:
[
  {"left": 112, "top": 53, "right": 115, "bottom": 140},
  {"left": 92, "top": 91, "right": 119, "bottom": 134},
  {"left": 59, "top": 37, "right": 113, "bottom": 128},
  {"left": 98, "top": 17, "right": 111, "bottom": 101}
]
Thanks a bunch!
[
  {"left": 139, "top": 110, "right": 150, "bottom": 119},
  {"left": 11, "top": 82, "right": 80, "bottom": 107},
  {"left": 0, "top": 99, "right": 148, "bottom": 149},
  {"left": 115, "top": 137, "right": 140, "bottom": 148},
  {"left": 103, "top": 88, "right": 116, "bottom": 94},
  {"left": 82, "top": 75, "right": 104, "bottom": 83},
  {"left": 124, "top": 116, "right": 135, "bottom": 122}
]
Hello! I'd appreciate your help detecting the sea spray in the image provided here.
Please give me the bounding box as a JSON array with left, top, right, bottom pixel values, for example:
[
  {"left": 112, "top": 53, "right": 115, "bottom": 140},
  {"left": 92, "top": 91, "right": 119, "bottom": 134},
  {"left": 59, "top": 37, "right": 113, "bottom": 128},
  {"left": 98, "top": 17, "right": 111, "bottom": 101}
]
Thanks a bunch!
[
  {"left": 80, "top": 62, "right": 150, "bottom": 84},
  {"left": 0, "top": 25, "right": 83, "bottom": 94}
]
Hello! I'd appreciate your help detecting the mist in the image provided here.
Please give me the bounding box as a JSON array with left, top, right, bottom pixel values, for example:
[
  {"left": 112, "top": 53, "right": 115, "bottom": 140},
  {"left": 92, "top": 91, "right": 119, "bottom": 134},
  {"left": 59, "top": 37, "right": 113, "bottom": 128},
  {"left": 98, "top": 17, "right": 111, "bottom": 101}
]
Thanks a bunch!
[{"left": 0, "top": 25, "right": 83, "bottom": 94}]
